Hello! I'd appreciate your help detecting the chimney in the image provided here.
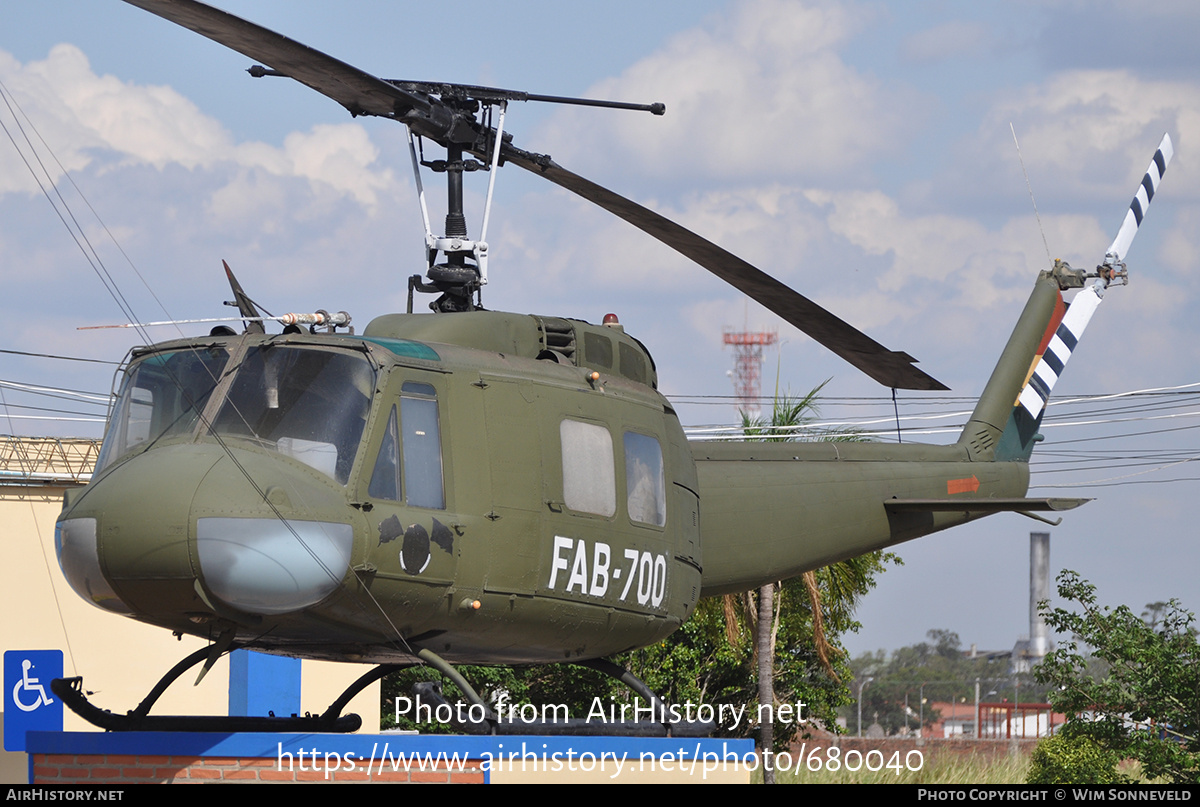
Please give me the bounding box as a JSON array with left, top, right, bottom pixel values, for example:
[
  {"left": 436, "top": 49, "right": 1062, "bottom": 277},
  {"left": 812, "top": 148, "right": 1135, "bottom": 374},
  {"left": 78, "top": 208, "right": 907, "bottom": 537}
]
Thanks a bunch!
[{"left": 1030, "top": 532, "right": 1050, "bottom": 659}]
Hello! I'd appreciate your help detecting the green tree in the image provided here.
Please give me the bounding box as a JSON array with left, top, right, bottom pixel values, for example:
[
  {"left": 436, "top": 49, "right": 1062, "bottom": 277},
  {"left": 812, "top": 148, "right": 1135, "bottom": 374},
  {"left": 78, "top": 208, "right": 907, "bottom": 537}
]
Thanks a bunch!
[
  {"left": 1033, "top": 571, "right": 1200, "bottom": 784},
  {"left": 1027, "top": 733, "right": 1129, "bottom": 785},
  {"left": 848, "top": 629, "right": 1045, "bottom": 736}
]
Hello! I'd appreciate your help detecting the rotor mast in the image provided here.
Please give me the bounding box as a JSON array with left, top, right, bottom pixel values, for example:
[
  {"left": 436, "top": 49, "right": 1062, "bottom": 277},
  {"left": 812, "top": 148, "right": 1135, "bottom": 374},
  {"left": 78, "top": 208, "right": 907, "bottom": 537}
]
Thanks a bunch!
[
  {"left": 249, "top": 62, "right": 665, "bottom": 313},
  {"left": 393, "top": 84, "right": 662, "bottom": 314}
]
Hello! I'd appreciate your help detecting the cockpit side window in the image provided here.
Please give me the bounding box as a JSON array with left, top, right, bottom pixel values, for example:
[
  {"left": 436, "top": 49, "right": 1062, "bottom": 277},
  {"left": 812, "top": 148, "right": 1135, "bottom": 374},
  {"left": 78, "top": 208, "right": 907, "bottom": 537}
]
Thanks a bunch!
[{"left": 368, "top": 405, "right": 400, "bottom": 501}]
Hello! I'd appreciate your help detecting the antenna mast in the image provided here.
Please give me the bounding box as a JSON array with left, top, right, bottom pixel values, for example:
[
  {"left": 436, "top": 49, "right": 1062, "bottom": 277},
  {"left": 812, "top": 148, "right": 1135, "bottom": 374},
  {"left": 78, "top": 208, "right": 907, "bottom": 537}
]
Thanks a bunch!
[{"left": 723, "top": 328, "right": 778, "bottom": 418}]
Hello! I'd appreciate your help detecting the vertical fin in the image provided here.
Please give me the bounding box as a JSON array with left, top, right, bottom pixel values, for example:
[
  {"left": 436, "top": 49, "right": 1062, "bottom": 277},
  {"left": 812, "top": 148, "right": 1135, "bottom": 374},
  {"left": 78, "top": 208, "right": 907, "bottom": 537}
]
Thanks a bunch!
[
  {"left": 959, "top": 272, "right": 1061, "bottom": 460},
  {"left": 1015, "top": 282, "right": 1100, "bottom": 422}
]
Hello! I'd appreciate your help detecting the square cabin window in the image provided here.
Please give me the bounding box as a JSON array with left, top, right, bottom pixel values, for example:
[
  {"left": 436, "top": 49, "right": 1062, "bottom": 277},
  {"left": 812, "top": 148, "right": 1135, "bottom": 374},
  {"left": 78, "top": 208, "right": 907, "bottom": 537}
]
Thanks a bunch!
[
  {"left": 624, "top": 431, "right": 665, "bottom": 526},
  {"left": 560, "top": 419, "right": 615, "bottom": 517}
]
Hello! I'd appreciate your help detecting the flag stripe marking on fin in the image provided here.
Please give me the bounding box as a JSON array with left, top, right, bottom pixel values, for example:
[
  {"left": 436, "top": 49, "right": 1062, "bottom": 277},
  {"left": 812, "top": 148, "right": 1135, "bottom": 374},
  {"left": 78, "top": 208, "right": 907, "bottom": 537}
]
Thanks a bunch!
[{"left": 1017, "top": 286, "right": 1101, "bottom": 419}]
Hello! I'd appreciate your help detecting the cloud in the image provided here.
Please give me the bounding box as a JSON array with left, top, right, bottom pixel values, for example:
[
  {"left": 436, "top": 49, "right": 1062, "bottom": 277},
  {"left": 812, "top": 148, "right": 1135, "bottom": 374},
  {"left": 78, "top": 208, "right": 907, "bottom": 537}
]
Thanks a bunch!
[
  {"left": 1159, "top": 204, "right": 1200, "bottom": 275},
  {"left": 535, "top": 0, "right": 924, "bottom": 185},
  {"left": 274, "top": 125, "right": 393, "bottom": 208},
  {"left": 805, "top": 187, "right": 1114, "bottom": 317},
  {"left": 1036, "top": 1, "right": 1200, "bottom": 78},
  {"left": 0, "top": 45, "right": 399, "bottom": 207},
  {"left": 0, "top": 46, "right": 111, "bottom": 194},
  {"left": 503, "top": 182, "right": 830, "bottom": 303},
  {"left": 900, "top": 21, "right": 990, "bottom": 65},
  {"left": 28, "top": 43, "right": 229, "bottom": 170},
  {"left": 975, "top": 70, "right": 1200, "bottom": 203}
]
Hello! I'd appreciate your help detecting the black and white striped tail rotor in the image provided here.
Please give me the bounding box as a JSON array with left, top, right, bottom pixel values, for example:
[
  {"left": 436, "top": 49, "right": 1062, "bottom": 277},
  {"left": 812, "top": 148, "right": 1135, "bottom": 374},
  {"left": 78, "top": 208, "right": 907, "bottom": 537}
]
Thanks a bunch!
[
  {"left": 1105, "top": 133, "right": 1173, "bottom": 271},
  {"left": 1017, "top": 280, "right": 1100, "bottom": 421},
  {"left": 1015, "top": 133, "right": 1173, "bottom": 423}
]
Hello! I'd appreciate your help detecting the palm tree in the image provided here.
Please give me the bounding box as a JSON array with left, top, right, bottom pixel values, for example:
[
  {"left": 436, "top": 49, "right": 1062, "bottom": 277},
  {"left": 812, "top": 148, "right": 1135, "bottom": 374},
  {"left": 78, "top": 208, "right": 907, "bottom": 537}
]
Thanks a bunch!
[{"left": 736, "top": 382, "right": 875, "bottom": 783}]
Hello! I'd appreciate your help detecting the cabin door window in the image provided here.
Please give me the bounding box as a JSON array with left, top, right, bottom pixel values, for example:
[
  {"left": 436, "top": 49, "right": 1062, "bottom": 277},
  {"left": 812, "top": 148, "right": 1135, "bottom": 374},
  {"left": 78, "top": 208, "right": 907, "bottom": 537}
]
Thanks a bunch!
[
  {"left": 400, "top": 382, "right": 445, "bottom": 510},
  {"left": 367, "top": 382, "right": 445, "bottom": 510},
  {"left": 560, "top": 419, "right": 616, "bottom": 517},
  {"left": 623, "top": 431, "right": 666, "bottom": 527}
]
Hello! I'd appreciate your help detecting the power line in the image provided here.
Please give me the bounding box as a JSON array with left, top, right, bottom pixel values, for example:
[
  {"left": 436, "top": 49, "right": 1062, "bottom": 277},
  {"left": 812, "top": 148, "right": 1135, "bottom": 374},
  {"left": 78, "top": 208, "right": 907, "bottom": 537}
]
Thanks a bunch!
[{"left": 0, "top": 348, "right": 120, "bottom": 365}]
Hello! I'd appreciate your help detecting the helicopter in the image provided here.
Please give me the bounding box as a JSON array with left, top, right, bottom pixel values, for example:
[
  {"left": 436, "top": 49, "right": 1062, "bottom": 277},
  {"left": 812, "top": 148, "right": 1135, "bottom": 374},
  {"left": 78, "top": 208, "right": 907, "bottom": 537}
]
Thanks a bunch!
[{"left": 47, "top": 0, "right": 1173, "bottom": 733}]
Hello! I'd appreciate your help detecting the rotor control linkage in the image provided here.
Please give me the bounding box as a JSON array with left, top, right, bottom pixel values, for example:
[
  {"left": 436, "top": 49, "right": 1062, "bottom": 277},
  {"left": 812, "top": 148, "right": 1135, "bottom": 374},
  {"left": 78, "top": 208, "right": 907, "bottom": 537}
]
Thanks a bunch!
[{"left": 252, "top": 64, "right": 665, "bottom": 314}]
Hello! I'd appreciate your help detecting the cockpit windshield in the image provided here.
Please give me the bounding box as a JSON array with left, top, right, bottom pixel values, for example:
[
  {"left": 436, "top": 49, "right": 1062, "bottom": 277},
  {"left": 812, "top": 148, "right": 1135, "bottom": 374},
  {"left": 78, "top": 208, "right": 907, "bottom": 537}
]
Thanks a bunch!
[
  {"left": 211, "top": 346, "right": 374, "bottom": 484},
  {"left": 96, "top": 343, "right": 376, "bottom": 485},
  {"left": 96, "top": 346, "right": 229, "bottom": 472}
]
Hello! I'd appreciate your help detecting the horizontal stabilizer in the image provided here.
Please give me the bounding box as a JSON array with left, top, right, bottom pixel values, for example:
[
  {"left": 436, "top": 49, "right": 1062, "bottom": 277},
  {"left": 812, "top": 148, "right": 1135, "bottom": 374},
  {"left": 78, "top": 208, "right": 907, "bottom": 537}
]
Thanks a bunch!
[{"left": 885, "top": 497, "right": 1090, "bottom": 514}]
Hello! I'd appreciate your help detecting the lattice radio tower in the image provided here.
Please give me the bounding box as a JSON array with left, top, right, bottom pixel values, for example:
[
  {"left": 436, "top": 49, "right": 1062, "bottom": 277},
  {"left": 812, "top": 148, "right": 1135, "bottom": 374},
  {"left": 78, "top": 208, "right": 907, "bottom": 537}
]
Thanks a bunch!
[{"left": 723, "top": 327, "right": 778, "bottom": 417}]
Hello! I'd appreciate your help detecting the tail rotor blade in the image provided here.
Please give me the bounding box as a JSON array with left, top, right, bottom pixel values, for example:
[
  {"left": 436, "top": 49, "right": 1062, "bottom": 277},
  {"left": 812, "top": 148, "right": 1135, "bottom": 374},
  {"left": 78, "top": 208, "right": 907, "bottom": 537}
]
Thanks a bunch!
[
  {"left": 1107, "top": 133, "right": 1173, "bottom": 263},
  {"left": 1015, "top": 134, "right": 1174, "bottom": 424}
]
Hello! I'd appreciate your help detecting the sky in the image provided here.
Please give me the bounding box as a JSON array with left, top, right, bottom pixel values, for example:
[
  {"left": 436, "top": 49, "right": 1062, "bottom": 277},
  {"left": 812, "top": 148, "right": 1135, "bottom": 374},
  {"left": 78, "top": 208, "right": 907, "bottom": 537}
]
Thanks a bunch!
[{"left": 2, "top": 0, "right": 1199, "bottom": 662}]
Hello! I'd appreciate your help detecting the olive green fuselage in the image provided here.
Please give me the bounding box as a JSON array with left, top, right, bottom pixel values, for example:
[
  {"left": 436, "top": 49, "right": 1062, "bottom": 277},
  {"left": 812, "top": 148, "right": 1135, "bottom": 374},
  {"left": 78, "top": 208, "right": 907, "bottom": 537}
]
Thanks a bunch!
[
  {"left": 694, "top": 440, "right": 1026, "bottom": 596},
  {"left": 59, "top": 301, "right": 1039, "bottom": 666}
]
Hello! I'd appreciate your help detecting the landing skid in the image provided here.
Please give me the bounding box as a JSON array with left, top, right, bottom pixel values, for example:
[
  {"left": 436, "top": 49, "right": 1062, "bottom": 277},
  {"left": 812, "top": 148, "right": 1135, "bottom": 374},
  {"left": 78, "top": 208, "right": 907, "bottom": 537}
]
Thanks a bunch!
[
  {"left": 51, "top": 645, "right": 400, "bottom": 733},
  {"left": 52, "top": 644, "right": 715, "bottom": 737}
]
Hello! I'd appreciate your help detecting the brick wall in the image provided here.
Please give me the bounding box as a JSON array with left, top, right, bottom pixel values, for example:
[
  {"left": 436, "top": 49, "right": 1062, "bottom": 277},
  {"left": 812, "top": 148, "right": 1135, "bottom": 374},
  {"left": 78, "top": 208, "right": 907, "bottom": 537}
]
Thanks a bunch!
[{"left": 26, "top": 731, "right": 755, "bottom": 784}]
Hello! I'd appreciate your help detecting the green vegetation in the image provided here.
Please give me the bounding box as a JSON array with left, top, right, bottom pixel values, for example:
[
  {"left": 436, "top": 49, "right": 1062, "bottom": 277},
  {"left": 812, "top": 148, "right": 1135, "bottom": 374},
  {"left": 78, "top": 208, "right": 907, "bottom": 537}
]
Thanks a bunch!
[
  {"left": 1030, "top": 571, "right": 1200, "bottom": 784},
  {"left": 781, "top": 751, "right": 1031, "bottom": 785},
  {"left": 1026, "top": 733, "right": 1129, "bottom": 785}
]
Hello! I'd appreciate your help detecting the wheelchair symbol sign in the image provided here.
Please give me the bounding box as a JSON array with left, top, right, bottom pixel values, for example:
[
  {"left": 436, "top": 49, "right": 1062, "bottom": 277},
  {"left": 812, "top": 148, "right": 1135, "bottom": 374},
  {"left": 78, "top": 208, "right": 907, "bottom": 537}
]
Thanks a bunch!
[
  {"left": 4, "top": 650, "right": 63, "bottom": 752},
  {"left": 13, "top": 658, "right": 54, "bottom": 712}
]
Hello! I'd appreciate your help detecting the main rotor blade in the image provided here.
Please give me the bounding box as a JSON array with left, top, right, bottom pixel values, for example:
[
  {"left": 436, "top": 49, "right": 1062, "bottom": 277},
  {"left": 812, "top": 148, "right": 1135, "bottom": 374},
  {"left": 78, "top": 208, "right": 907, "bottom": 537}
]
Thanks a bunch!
[
  {"left": 120, "top": 0, "right": 470, "bottom": 144},
  {"left": 123, "top": 0, "right": 946, "bottom": 391},
  {"left": 501, "top": 150, "right": 948, "bottom": 391}
]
